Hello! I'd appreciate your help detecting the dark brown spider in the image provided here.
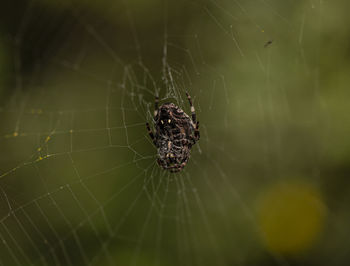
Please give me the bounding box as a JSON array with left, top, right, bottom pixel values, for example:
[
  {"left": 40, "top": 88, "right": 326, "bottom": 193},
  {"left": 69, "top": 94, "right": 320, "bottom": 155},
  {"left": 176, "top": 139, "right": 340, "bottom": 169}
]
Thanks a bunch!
[{"left": 146, "top": 92, "right": 200, "bottom": 173}]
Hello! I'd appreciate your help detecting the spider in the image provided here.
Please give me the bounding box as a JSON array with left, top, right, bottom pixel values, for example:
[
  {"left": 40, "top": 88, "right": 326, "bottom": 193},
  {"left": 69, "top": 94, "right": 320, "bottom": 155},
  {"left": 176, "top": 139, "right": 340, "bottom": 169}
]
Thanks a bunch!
[{"left": 146, "top": 92, "right": 200, "bottom": 173}]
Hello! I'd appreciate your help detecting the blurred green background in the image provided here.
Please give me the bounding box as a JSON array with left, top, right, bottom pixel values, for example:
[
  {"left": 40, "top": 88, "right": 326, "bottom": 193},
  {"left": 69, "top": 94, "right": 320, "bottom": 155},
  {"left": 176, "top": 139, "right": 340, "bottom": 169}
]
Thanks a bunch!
[{"left": 0, "top": 0, "right": 349, "bottom": 265}]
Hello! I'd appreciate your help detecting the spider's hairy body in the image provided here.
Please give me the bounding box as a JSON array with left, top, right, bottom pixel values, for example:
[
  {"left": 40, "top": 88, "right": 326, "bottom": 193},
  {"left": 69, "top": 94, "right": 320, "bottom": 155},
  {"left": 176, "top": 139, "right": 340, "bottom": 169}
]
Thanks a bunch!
[
  {"left": 146, "top": 93, "right": 200, "bottom": 173},
  {"left": 155, "top": 103, "right": 194, "bottom": 172}
]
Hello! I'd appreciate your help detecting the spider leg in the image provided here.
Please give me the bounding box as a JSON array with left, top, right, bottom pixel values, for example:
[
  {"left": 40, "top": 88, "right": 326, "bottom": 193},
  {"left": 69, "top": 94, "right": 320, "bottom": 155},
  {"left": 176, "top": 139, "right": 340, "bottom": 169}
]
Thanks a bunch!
[
  {"left": 146, "top": 122, "right": 156, "bottom": 146},
  {"left": 185, "top": 92, "right": 197, "bottom": 124},
  {"left": 154, "top": 95, "right": 159, "bottom": 119},
  {"left": 186, "top": 92, "right": 200, "bottom": 140},
  {"left": 194, "top": 121, "right": 200, "bottom": 140}
]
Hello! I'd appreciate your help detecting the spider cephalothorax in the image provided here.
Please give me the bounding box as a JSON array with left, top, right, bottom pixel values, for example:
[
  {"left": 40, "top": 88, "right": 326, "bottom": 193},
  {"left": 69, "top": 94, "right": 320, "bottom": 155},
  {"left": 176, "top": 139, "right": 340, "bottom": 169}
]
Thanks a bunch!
[{"left": 146, "top": 92, "right": 200, "bottom": 173}]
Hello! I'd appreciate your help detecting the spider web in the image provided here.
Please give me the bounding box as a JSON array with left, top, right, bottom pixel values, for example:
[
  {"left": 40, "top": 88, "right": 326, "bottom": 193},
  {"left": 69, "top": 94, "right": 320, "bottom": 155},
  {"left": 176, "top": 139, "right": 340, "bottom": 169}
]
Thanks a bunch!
[{"left": 0, "top": 0, "right": 348, "bottom": 265}]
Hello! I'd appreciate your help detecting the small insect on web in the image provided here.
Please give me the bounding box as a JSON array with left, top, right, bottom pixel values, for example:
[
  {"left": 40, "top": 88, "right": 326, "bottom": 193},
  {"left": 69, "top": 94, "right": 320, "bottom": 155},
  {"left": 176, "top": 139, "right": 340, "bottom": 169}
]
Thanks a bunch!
[{"left": 146, "top": 92, "right": 200, "bottom": 173}]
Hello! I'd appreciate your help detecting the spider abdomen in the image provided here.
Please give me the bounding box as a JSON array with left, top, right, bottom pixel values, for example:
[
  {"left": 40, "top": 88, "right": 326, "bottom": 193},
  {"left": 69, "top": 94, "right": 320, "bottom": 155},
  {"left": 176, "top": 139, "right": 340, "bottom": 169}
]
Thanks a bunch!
[{"left": 146, "top": 93, "right": 200, "bottom": 173}]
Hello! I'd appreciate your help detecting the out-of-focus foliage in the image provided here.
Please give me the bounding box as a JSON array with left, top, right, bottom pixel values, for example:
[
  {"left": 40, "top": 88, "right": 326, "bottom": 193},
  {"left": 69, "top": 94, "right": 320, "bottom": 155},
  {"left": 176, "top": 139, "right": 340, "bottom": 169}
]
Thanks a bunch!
[{"left": 0, "top": 0, "right": 349, "bottom": 265}]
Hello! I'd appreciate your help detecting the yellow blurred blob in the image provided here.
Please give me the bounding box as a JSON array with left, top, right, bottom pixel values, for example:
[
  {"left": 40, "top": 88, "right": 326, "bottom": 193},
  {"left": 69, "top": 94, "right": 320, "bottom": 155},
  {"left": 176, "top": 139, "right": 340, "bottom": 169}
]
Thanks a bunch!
[{"left": 257, "top": 182, "right": 326, "bottom": 255}]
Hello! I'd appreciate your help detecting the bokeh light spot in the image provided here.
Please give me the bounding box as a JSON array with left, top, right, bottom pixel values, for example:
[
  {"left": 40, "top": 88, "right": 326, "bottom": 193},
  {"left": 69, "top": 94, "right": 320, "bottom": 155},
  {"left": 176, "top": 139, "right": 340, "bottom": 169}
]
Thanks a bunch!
[{"left": 257, "top": 182, "right": 326, "bottom": 255}]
